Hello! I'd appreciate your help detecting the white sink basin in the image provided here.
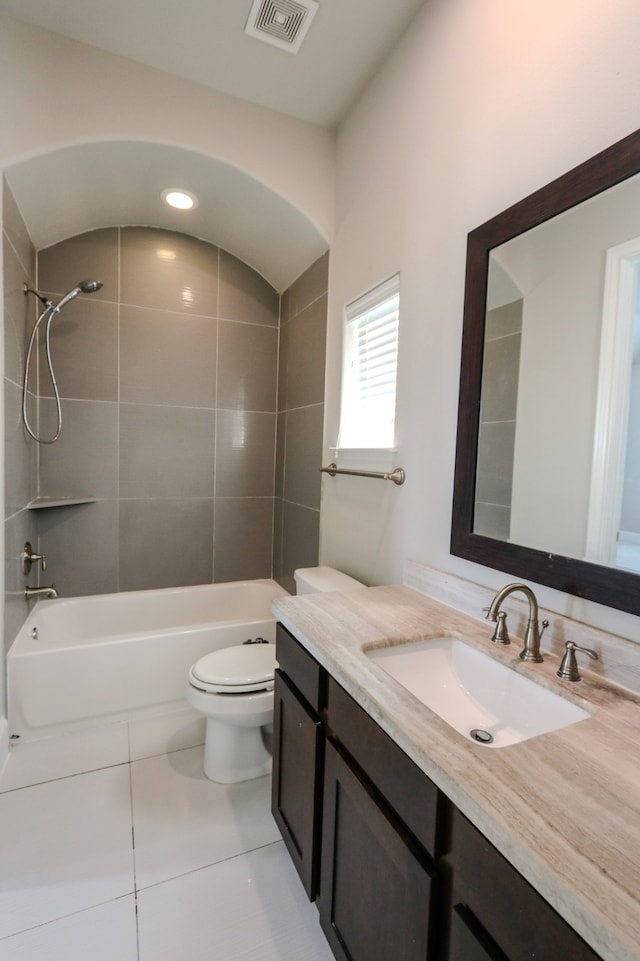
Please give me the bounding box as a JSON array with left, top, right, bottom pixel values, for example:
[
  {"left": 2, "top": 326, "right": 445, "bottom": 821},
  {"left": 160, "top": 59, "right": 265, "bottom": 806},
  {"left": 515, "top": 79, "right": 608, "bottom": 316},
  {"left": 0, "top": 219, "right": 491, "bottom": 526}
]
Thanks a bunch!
[{"left": 367, "top": 636, "right": 590, "bottom": 748}]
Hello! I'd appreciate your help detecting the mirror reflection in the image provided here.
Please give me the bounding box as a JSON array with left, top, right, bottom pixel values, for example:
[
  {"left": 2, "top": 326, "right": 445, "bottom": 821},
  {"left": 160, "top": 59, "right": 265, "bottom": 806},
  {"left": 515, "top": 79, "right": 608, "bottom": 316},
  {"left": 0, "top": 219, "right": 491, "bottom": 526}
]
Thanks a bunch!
[{"left": 474, "top": 171, "right": 640, "bottom": 575}]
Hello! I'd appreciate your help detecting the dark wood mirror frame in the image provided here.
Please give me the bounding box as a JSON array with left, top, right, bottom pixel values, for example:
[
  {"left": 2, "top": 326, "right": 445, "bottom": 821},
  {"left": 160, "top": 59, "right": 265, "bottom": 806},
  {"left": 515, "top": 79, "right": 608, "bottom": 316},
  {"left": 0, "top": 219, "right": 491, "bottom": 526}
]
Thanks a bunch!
[{"left": 451, "top": 127, "right": 640, "bottom": 617}]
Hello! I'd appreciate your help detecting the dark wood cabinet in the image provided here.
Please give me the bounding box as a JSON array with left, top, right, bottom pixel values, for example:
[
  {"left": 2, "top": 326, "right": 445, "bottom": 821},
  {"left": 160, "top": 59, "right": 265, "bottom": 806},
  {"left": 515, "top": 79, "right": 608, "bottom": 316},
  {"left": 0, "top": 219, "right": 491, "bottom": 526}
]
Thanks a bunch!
[
  {"left": 446, "top": 809, "right": 602, "bottom": 961},
  {"left": 319, "top": 739, "right": 437, "bottom": 961},
  {"left": 271, "top": 624, "right": 325, "bottom": 900},
  {"left": 448, "top": 905, "right": 509, "bottom": 961},
  {"left": 326, "top": 676, "right": 443, "bottom": 858},
  {"left": 272, "top": 622, "right": 604, "bottom": 961}
]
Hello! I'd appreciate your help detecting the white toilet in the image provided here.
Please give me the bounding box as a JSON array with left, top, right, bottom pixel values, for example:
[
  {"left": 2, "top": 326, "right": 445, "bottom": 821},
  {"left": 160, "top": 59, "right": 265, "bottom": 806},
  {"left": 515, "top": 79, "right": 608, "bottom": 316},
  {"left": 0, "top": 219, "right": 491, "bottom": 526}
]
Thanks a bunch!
[{"left": 186, "top": 567, "right": 364, "bottom": 783}]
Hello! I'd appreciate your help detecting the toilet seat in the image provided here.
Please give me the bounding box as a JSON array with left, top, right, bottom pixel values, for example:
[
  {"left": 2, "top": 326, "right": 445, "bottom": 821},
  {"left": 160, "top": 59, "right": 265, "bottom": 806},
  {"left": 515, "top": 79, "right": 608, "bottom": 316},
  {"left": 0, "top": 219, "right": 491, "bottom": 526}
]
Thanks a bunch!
[{"left": 189, "top": 644, "right": 276, "bottom": 694}]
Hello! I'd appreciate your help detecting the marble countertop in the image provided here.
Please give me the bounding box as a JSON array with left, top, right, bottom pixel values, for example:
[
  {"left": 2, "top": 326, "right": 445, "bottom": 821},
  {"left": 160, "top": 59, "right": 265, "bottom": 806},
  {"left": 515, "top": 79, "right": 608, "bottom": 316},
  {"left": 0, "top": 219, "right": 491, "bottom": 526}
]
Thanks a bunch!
[{"left": 273, "top": 584, "right": 640, "bottom": 961}]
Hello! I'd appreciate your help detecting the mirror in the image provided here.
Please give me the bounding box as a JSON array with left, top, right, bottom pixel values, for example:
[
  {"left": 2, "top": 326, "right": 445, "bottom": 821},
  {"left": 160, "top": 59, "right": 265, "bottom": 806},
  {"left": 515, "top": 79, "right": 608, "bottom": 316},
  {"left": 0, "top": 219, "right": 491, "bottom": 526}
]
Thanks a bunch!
[{"left": 451, "top": 128, "right": 640, "bottom": 617}]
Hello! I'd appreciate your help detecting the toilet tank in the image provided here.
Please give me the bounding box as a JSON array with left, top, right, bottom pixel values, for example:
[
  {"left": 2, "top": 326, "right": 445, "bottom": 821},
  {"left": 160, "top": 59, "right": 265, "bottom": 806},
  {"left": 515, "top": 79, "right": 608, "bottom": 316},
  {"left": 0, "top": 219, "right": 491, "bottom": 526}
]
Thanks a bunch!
[{"left": 294, "top": 566, "right": 364, "bottom": 595}]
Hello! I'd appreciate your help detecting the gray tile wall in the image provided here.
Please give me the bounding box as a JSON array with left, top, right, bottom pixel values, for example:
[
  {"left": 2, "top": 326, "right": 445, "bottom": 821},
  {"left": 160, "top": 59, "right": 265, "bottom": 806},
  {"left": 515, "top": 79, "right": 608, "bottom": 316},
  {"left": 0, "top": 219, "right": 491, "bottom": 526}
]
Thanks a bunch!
[
  {"left": 35, "top": 227, "right": 279, "bottom": 594},
  {"left": 274, "top": 252, "right": 328, "bottom": 593},
  {"left": 474, "top": 299, "right": 523, "bottom": 540},
  {"left": 3, "top": 216, "right": 328, "bottom": 610},
  {"left": 3, "top": 178, "right": 37, "bottom": 650}
]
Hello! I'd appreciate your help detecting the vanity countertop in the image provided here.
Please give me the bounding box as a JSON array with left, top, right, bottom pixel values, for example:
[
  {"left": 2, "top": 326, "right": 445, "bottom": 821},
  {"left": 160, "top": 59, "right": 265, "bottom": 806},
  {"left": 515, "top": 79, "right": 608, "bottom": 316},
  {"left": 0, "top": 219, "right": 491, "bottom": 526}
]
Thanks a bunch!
[{"left": 273, "top": 584, "right": 640, "bottom": 961}]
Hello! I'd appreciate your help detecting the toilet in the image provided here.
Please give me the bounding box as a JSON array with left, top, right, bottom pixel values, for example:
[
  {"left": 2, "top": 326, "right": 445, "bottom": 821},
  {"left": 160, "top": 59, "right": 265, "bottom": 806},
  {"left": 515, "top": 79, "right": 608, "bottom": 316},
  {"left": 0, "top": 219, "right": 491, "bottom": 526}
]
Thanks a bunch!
[{"left": 186, "top": 567, "right": 364, "bottom": 783}]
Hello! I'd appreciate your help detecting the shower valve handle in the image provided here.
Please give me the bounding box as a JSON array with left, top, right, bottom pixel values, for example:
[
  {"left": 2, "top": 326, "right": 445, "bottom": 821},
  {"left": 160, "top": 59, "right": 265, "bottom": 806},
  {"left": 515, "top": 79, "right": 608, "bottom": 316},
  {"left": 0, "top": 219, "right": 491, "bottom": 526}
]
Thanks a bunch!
[{"left": 22, "top": 542, "right": 47, "bottom": 575}]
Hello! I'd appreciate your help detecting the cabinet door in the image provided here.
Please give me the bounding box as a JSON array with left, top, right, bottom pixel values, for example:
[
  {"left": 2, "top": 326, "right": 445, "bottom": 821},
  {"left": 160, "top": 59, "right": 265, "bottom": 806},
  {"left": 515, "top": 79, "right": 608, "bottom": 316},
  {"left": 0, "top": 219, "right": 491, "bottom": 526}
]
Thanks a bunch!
[
  {"left": 319, "top": 740, "right": 436, "bottom": 961},
  {"left": 271, "top": 669, "right": 324, "bottom": 900}
]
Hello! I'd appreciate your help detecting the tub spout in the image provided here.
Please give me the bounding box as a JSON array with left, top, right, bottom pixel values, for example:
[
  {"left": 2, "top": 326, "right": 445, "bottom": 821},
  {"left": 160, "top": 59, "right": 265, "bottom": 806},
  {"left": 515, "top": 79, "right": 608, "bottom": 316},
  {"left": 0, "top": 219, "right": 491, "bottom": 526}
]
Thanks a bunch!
[{"left": 25, "top": 585, "right": 58, "bottom": 600}]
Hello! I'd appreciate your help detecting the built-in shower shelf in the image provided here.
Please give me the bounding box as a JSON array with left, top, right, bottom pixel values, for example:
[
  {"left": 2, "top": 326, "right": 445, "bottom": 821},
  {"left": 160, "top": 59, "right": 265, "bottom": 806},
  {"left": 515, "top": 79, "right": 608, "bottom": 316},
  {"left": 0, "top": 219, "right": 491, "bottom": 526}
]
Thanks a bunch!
[{"left": 27, "top": 497, "right": 96, "bottom": 510}]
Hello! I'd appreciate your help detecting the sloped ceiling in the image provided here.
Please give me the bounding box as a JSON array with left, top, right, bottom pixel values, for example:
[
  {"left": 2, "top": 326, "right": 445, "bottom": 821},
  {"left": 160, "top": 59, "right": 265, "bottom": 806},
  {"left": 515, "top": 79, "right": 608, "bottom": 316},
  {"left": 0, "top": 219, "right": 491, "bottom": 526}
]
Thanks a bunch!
[{"left": 0, "top": 0, "right": 426, "bottom": 127}]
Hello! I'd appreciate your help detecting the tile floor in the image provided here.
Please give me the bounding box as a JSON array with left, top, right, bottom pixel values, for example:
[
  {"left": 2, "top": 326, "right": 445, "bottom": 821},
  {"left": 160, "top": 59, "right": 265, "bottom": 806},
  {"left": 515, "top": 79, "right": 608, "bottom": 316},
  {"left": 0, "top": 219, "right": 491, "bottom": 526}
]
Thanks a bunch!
[{"left": 0, "top": 738, "right": 334, "bottom": 961}]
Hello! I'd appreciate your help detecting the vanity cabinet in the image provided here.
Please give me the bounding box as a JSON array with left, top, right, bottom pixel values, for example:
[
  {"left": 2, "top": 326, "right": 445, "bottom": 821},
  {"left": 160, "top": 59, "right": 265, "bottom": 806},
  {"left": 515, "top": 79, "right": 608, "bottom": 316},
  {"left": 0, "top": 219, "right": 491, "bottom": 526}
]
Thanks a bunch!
[
  {"left": 272, "top": 623, "right": 603, "bottom": 961},
  {"left": 273, "top": 625, "right": 443, "bottom": 960},
  {"left": 271, "top": 624, "right": 325, "bottom": 900}
]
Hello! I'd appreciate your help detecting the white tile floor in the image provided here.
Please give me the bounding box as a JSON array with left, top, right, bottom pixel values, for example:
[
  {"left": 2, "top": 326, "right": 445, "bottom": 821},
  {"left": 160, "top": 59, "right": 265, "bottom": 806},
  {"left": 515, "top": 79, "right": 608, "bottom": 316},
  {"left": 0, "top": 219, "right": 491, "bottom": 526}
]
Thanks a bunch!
[{"left": 0, "top": 739, "right": 334, "bottom": 961}]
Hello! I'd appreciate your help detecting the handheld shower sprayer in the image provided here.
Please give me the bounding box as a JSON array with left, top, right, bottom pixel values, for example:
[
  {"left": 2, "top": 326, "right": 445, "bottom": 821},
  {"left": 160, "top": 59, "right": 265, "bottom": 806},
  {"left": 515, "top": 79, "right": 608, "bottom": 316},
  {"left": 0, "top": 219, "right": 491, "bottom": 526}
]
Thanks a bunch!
[
  {"left": 22, "top": 279, "right": 103, "bottom": 444},
  {"left": 54, "top": 279, "right": 103, "bottom": 312}
]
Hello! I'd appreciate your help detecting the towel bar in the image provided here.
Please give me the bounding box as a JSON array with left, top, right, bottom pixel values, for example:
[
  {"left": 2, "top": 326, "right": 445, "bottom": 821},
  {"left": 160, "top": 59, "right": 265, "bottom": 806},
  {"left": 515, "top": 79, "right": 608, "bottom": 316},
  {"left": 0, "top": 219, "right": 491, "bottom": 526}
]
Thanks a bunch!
[{"left": 320, "top": 463, "right": 405, "bottom": 486}]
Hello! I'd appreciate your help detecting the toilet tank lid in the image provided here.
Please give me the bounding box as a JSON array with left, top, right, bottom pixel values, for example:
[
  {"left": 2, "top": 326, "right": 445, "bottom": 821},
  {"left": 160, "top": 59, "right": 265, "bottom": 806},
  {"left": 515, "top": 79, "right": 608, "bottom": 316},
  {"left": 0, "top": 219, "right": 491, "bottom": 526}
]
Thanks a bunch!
[{"left": 294, "top": 566, "right": 364, "bottom": 594}]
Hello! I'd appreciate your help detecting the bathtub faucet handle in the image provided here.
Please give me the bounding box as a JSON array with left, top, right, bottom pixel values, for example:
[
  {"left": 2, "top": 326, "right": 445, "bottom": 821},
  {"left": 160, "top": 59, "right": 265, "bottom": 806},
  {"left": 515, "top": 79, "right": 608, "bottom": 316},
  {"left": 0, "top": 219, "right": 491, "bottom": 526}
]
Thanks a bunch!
[{"left": 22, "top": 542, "right": 47, "bottom": 575}]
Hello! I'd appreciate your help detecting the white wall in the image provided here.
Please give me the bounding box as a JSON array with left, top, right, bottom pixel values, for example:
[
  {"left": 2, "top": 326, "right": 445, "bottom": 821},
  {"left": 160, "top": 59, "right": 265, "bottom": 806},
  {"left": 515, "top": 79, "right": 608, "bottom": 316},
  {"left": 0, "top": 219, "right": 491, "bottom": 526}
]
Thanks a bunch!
[{"left": 321, "top": 0, "right": 640, "bottom": 641}]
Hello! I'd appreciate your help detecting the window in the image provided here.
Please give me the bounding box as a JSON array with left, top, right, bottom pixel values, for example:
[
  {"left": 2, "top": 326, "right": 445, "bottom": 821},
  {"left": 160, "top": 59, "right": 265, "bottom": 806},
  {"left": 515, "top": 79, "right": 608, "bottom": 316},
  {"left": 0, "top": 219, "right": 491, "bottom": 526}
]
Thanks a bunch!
[{"left": 337, "top": 275, "right": 400, "bottom": 451}]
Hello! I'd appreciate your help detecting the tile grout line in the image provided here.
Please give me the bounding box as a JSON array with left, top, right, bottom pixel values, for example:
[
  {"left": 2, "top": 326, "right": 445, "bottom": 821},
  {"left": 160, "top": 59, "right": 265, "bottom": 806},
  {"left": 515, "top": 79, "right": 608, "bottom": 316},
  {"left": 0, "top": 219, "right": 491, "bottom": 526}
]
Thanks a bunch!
[
  {"left": 0, "top": 894, "right": 136, "bottom": 945},
  {"left": 127, "top": 753, "right": 142, "bottom": 960},
  {"left": 0, "top": 757, "right": 131, "bottom": 795},
  {"left": 133, "top": 837, "right": 284, "bottom": 896}
]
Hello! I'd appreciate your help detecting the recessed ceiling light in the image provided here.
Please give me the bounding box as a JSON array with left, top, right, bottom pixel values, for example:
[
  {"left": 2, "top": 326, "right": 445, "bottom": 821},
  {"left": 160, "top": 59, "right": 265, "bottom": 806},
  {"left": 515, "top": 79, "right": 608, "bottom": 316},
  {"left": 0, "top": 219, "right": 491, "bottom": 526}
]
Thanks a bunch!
[{"left": 161, "top": 188, "right": 198, "bottom": 211}]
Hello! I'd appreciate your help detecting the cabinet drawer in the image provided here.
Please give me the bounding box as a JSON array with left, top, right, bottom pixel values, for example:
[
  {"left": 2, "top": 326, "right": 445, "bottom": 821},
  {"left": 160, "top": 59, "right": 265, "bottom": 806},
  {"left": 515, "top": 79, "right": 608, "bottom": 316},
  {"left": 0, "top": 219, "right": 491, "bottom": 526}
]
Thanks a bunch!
[
  {"left": 327, "top": 676, "right": 442, "bottom": 857},
  {"left": 450, "top": 809, "right": 602, "bottom": 961},
  {"left": 276, "top": 623, "right": 325, "bottom": 712}
]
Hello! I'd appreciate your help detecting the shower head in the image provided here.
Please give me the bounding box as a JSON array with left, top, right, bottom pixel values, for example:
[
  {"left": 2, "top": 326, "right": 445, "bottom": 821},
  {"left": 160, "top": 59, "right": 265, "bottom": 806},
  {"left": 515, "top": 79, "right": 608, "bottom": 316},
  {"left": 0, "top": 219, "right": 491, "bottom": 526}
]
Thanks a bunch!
[
  {"left": 54, "top": 279, "right": 103, "bottom": 312},
  {"left": 79, "top": 279, "right": 103, "bottom": 294}
]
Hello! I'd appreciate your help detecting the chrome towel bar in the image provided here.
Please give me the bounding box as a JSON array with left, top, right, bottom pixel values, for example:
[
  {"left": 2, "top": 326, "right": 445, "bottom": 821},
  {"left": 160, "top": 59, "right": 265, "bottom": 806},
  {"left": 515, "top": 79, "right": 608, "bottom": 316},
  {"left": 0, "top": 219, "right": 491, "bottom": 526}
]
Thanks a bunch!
[{"left": 320, "top": 463, "right": 405, "bottom": 486}]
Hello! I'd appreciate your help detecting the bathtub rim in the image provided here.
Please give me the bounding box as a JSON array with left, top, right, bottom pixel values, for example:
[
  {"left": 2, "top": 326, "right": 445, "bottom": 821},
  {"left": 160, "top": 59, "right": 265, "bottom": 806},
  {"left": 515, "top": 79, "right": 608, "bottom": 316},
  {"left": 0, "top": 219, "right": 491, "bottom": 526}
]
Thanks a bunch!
[{"left": 10, "top": 577, "right": 289, "bottom": 656}]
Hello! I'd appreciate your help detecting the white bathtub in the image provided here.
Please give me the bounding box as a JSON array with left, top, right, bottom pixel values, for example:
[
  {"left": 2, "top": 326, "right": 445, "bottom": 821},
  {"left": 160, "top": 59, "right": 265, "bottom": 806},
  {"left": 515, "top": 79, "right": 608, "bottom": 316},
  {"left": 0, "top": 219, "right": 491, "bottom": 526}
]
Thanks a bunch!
[{"left": 8, "top": 579, "right": 288, "bottom": 740}]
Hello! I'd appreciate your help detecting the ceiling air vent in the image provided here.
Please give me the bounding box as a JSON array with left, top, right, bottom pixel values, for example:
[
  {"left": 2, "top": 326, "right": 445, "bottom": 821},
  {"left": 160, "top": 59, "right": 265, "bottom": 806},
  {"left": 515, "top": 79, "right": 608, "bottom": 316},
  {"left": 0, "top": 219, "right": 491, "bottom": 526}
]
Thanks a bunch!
[{"left": 245, "top": 0, "right": 319, "bottom": 54}]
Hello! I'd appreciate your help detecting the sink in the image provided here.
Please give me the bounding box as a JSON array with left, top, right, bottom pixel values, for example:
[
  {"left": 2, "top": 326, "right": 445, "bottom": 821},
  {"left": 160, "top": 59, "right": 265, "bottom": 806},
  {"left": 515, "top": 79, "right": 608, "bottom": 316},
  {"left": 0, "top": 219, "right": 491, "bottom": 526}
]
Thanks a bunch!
[{"left": 366, "top": 636, "right": 590, "bottom": 748}]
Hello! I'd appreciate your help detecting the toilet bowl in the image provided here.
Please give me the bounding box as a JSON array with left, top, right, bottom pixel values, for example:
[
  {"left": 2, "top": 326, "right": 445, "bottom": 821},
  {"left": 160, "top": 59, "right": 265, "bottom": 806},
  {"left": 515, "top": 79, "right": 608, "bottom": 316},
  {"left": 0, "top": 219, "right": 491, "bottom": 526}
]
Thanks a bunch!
[
  {"left": 187, "top": 567, "right": 364, "bottom": 783},
  {"left": 186, "top": 642, "right": 276, "bottom": 783}
]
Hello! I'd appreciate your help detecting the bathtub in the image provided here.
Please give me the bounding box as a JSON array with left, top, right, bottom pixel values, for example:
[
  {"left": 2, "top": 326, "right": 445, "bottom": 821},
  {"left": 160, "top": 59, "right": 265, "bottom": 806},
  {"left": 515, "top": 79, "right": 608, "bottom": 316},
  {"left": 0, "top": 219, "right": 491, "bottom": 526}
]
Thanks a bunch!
[{"left": 7, "top": 579, "right": 288, "bottom": 740}]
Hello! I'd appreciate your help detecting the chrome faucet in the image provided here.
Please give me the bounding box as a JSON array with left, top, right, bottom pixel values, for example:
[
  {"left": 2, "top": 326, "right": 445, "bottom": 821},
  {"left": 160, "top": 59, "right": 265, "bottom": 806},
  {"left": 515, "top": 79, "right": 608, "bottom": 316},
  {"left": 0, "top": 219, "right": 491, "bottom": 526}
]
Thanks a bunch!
[
  {"left": 484, "top": 583, "right": 548, "bottom": 663},
  {"left": 25, "top": 585, "right": 58, "bottom": 600}
]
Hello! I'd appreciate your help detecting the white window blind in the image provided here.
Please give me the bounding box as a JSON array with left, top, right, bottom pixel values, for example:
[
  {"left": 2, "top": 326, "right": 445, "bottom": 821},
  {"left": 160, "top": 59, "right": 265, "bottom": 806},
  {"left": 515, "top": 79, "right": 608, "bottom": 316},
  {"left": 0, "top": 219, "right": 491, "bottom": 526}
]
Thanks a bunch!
[{"left": 338, "top": 275, "right": 400, "bottom": 450}]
